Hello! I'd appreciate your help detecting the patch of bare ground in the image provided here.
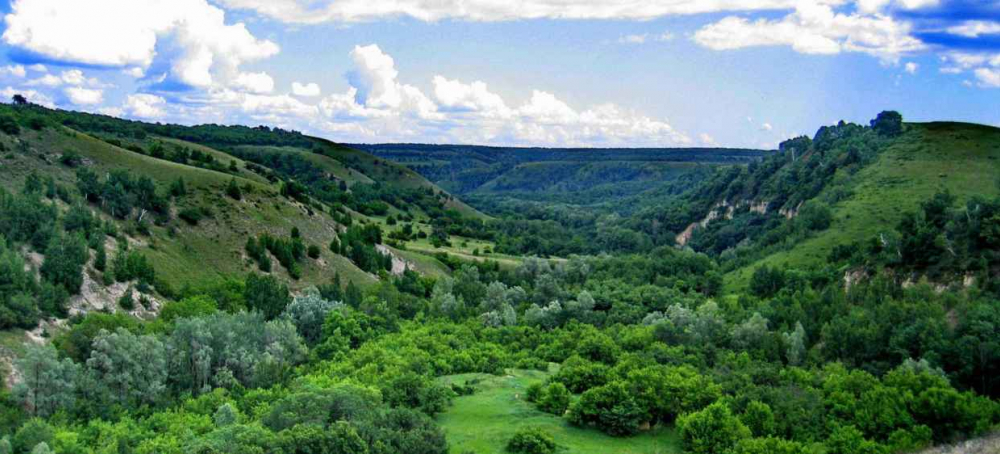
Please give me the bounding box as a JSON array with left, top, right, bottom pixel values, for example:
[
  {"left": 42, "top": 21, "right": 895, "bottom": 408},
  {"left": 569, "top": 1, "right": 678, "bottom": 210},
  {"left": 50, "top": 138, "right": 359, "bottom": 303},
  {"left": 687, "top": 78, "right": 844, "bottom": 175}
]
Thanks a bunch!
[{"left": 916, "top": 434, "right": 1000, "bottom": 454}]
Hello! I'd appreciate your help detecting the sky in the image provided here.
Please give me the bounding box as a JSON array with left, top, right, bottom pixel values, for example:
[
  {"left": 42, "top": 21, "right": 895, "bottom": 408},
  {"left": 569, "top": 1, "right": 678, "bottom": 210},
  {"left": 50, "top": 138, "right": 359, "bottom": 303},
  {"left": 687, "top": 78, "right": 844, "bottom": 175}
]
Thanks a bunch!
[{"left": 0, "top": 0, "right": 997, "bottom": 149}]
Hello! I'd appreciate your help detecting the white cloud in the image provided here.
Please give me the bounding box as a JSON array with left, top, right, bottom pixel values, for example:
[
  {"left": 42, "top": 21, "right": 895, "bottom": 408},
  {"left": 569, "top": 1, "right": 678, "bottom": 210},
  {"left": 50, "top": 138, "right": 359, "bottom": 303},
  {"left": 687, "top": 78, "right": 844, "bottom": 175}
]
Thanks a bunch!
[
  {"left": 0, "top": 86, "right": 55, "bottom": 107},
  {"left": 856, "top": 0, "right": 939, "bottom": 14},
  {"left": 946, "top": 21, "right": 1000, "bottom": 38},
  {"left": 345, "top": 44, "right": 439, "bottom": 118},
  {"left": 124, "top": 93, "right": 167, "bottom": 118},
  {"left": 904, "top": 62, "right": 918, "bottom": 74},
  {"left": 432, "top": 76, "right": 509, "bottom": 115},
  {"left": 940, "top": 52, "right": 1000, "bottom": 88},
  {"left": 2, "top": 0, "right": 279, "bottom": 91},
  {"left": 124, "top": 67, "right": 146, "bottom": 78},
  {"left": 619, "top": 34, "right": 649, "bottom": 44},
  {"left": 974, "top": 68, "right": 1000, "bottom": 88},
  {"left": 693, "top": 2, "right": 924, "bottom": 61},
  {"left": 64, "top": 87, "right": 103, "bottom": 105},
  {"left": 617, "top": 32, "right": 674, "bottom": 44},
  {"left": 215, "top": 0, "right": 841, "bottom": 24},
  {"left": 233, "top": 71, "right": 275, "bottom": 94},
  {"left": 309, "top": 45, "right": 690, "bottom": 145},
  {"left": 25, "top": 69, "right": 101, "bottom": 88},
  {"left": 699, "top": 133, "right": 719, "bottom": 146},
  {"left": 760, "top": 122, "right": 773, "bottom": 131},
  {"left": 27, "top": 64, "right": 46, "bottom": 73},
  {"left": 291, "top": 82, "right": 321, "bottom": 97},
  {"left": 0, "top": 65, "right": 26, "bottom": 78}
]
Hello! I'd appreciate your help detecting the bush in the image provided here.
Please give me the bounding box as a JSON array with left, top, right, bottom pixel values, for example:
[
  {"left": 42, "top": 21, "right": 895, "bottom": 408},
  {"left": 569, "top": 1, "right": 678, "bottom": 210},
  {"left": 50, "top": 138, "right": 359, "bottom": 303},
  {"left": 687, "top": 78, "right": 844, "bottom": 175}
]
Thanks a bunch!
[
  {"left": 307, "top": 244, "right": 321, "bottom": 259},
  {"left": 506, "top": 426, "right": 556, "bottom": 454},
  {"left": 178, "top": 207, "right": 204, "bottom": 226},
  {"left": 536, "top": 382, "right": 570, "bottom": 415}
]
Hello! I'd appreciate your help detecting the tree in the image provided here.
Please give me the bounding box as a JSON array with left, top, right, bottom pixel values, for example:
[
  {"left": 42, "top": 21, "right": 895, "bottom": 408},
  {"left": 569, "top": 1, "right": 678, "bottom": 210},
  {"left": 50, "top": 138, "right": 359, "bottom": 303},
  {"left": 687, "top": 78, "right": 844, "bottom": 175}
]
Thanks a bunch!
[
  {"left": 245, "top": 274, "right": 291, "bottom": 320},
  {"left": 86, "top": 328, "right": 168, "bottom": 408},
  {"left": 871, "top": 111, "right": 903, "bottom": 137},
  {"left": 13, "top": 344, "right": 79, "bottom": 417},
  {"left": 159, "top": 295, "right": 217, "bottom": 323},
  {"left": 283, "top": 292, "right": 341, "bottom": 345},
  {"left": 345, "top": 280, "right": 363, "bottom": 308},
  {"left": 740, "top": 401, "right": 776, "bottom": 437},
  {"left": 40, "top": 233, "right": 88, "bottom": 296},
  {"left": 784, "top": 322, "right": 807, "bottom": 366},
  {"left": 750, "top": 265, "right": 785, "bottom": 298},
  {"left": 11, "top": 94, "right": 27, "bottom": 105},
  {"left": 12, "top": 419, "right": 52, "bottom": 454},
  {"left": 568, "top": 381, "right": 645, "bottom": 436},
  {"left": 677, "top": 402, "right": 752, "bottom": 454},
  {"left": 226, "top": 178, "right": 242, "bottom": 200}
]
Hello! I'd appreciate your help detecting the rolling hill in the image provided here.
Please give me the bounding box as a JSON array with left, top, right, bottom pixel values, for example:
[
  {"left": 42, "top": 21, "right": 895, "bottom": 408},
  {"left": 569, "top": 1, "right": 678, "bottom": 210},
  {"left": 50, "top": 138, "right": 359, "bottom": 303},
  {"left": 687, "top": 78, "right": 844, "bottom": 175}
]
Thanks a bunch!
[
  {"left": 0, "top": 104, "right": 485, "bottom": 297},
  {"left": 358, "top": 143, "right": 767, "bottom": 210}
]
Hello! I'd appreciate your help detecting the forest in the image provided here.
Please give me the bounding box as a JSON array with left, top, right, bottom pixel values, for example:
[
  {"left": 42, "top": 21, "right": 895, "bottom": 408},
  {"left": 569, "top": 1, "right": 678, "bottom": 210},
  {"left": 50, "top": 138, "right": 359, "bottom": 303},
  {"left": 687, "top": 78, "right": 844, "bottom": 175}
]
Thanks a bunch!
[{"left": 0, "top": 102, "right": 999, "bottom": 454}]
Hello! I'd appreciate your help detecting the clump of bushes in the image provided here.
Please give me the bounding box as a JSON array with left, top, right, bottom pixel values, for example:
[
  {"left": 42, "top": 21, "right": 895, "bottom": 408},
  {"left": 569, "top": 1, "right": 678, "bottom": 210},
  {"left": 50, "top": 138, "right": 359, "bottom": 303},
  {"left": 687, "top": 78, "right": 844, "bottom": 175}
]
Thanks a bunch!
[{"left": 506, "top": 426, "right": 556, "bottom": 454}]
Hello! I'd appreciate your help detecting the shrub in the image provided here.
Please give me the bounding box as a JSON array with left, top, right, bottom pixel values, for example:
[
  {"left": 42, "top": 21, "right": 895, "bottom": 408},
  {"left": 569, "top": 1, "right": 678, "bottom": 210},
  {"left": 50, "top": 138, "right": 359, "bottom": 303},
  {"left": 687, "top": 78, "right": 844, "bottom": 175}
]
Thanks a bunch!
[
  {"left": 178, "top": 207, "right": 204, "bottom": 226},
  {"left": 506, "top": 426, "right": 556, "bottom": 454}
]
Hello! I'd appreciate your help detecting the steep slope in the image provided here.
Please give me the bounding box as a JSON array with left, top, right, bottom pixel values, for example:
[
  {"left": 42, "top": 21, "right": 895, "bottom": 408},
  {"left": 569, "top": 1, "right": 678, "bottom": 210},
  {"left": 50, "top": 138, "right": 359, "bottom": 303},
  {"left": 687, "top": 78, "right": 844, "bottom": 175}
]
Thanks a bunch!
[
  {"left": 0, "top": 104, "right": 488, "bottom": 297},
  {"left": 1, "top": 125, "right": 378, "bottom": 291},
  {"left": 725, "top": 121, "right": 1000, "bottom": 289}
]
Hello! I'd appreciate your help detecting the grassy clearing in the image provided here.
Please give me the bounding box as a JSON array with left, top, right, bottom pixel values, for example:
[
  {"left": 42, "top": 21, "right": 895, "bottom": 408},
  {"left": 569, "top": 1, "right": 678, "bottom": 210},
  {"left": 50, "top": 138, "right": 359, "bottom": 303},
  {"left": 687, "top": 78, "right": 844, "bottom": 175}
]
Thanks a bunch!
[
  {"left": 438, "top": 370, "right": 681, "bottom": 454},
  {"left": 725, "top": 122, "right": 1000, "bottom": 291}
]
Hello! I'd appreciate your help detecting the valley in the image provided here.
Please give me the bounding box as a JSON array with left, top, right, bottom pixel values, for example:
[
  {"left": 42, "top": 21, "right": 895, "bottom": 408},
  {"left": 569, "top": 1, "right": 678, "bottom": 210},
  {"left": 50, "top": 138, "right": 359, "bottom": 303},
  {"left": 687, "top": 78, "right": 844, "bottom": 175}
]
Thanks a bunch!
[{"left": 1, "top": 103, "right": 999, "bottom": 454}]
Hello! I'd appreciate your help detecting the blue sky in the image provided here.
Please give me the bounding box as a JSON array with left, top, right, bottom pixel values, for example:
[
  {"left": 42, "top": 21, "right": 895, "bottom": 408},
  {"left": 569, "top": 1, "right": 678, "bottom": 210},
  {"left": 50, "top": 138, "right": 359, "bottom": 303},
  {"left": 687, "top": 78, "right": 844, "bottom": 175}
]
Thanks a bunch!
[{"left": 0, "top": 0, "right": 997, "bottom": 148}]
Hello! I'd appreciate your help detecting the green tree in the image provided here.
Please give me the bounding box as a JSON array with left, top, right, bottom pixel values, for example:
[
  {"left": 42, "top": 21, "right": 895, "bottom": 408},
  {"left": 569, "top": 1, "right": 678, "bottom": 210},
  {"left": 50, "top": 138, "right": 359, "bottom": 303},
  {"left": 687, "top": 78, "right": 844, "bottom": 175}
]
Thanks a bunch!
[
  {"left": 870, "top": 111, "right": 903, "bottom": 137},
  {"left": 677, "top": 402, "right": 751, "bottom": 454},
  {"left": 13, "top": 344, "right": 79, "bottom": 417},
  {"left": 245, "top": 274, "right": 291, "bottom": 320}
]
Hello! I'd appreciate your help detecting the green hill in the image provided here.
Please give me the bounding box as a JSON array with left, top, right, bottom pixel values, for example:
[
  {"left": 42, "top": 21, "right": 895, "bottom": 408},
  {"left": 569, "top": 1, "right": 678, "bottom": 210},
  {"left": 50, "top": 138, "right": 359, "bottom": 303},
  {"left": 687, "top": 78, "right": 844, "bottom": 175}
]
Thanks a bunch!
[
  {"left": 724, "top": 121, "right": 1000, "bottom": 290},
  {"left": 0, "top": 104, "right": 488, "bottom": 295}
]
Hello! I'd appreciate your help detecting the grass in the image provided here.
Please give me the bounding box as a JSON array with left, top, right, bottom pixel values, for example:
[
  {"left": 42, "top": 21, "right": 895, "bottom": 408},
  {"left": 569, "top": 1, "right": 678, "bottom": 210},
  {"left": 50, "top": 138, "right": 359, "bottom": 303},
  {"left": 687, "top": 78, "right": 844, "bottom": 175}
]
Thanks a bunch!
[
  {"left": 437, "top": 370, "right": 681, "bottom": 454},
  {"left": 724, "top": 122, "right": 1000, "bottom": 291}
]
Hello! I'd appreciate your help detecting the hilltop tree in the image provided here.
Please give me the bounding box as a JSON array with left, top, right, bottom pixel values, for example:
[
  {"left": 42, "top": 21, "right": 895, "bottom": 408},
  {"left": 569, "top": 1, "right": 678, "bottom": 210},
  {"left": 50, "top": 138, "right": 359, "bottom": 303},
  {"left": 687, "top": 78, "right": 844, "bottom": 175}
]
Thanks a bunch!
[{"left": 871, "top": 111, "right": 903, "bottom": 137}]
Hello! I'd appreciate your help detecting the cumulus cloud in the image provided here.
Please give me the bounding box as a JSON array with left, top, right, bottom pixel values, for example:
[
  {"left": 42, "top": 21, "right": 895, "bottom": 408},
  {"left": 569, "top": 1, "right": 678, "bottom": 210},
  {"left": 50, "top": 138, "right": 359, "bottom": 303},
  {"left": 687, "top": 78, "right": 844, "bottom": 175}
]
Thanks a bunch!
[
  {"left": 946, "top": 21, "right": 1000, "bottom": 38},
  {"left": 856, "top": 0, "right": 939, "bottom": 14},
  {"left": 904, "top": 62, "right": 918, "bottom": 74},
  {"left": 233, "top": 72, "right": 275, "bottom": 94},
  {"left": 307, "top": 45, "right": 690, "bottom": 145},
  {"left": 0, "top": 86, "right": 54, "bottom": 107},
  {"left": 292, "top": 82, "right": 321, "bottom": 97},
  {"left": 2, "top": 0, "right": 279, "bottom": 92},
  {"left": 433, "top": 76, "right": 510, "bottom": 115},
  {"left": 974, "top": 68, "right": 1000, "bottom": 88},
  {"left": 0, "top": 65, "right": 26, "bottom": 78},
  {"left": 214, "top": 0, "right": 834, "bottom": 24},
  {"left": 64, "top": 87, "right": 103, "bottom": 105},
  {"left": 124, "top": 93, "right": 167, "bottom": 118},
  {"left": 693, "top": 1, "right": 924, "bottom": 61},
  {"left": 940, "top": 52, "right": 1000, "bottom": 87}
]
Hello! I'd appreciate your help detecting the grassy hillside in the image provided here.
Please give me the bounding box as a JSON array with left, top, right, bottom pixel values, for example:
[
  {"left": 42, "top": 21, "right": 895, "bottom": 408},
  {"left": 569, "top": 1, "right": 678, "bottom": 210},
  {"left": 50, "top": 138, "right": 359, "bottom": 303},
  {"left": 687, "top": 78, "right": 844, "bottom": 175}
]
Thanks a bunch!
[
  {"left": 0, "top": 104, "right": 500, "bottom": 297},
  {"left": 724, "top": 122, "right": 1000, "bottom": 290},
  {"left": 1, "top": 126, "right": 377, "bottom": 290},
  {"left": 438, "top": 370, "right": 681, "bottom": 454}
]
